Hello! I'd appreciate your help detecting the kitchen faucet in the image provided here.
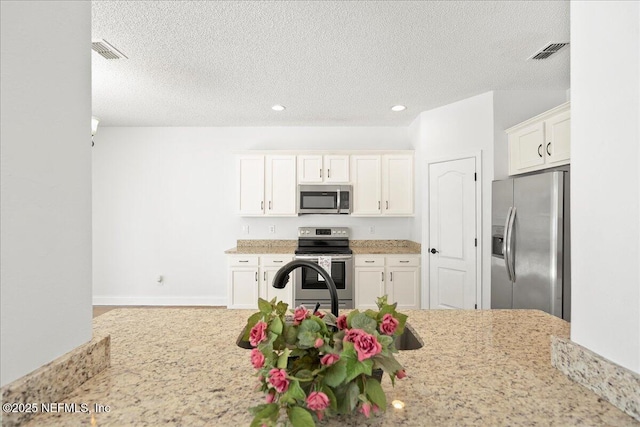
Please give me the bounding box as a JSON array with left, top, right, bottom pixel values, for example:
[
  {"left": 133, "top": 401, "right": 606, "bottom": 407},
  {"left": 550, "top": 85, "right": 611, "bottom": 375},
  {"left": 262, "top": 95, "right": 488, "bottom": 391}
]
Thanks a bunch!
[{"left": 272, "top": 260, "right": 339, "bottom": 317}]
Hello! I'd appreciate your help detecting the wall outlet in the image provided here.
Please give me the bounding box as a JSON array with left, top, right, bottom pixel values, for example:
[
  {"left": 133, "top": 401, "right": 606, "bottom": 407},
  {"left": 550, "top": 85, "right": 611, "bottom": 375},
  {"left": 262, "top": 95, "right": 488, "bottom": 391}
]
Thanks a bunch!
[
  {"left": 369, "top": 226, "right": 375, "bottom": 234},
  {"left": 241, "top": 225, "right": 249, "bottom": 234},
  {"left": 269, "top": 225, "right": 276, "bottom": 234}
]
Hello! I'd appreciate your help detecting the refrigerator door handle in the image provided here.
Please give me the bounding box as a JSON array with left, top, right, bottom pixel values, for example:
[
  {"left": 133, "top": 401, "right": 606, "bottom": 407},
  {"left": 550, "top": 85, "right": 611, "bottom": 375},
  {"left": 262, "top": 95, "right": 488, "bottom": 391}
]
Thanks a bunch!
[
  {"left": 503, "top": 207, "right": 513, "bottom": 282},
  {"left": 506, "top": 207, "right": 517, "bottom": 281}
]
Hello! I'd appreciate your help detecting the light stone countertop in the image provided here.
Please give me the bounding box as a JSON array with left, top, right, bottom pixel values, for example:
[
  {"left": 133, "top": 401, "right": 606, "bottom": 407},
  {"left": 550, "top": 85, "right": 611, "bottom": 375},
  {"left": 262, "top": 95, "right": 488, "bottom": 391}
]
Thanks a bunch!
[
  {"left": 22, "top": 308, "right": 638, "bottom": 426},
  {"left": 225, "top": 239, "right": 421, "bottom": 255}
]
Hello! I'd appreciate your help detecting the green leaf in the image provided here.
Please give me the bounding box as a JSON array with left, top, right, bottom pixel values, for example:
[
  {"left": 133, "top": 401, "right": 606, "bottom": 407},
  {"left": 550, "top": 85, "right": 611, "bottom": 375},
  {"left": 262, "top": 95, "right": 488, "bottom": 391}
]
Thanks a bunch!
[
  {"left": 249, "top": 403, "right": 279, "bottom": 427},
  {"left": 345, "top": 382, "right": 360, "bottom": 413},
  {"left": 343, "top": 349, "right": 366, "bottom": 382},
  {"left": 284, "top": 379, "right": 306, "bottom": 402},
  {"left": 276, "top": 301, "right": 289, "bottom": 316},
  {"left": 323, "top": 359, "right": 347, "bottom": 387},
  {"left": 258, "top": 298, "right": 273, "bottom": 314},
  {"left": 365, "top": 377, "right": 387, "bottom": 409},
  {"left": 322, "top": 312, "right": 337, "bottom": 327},
  {"left": 371, "top": 353, "right": 404, "bottom": 376},
  {"left": 378, "top": 334, "right": 394, "bottom": 348},
  {"left": 284, "top": 324, "right": 298, "bottom": 345},
  {"left": 277, "top": 348, "right": 292, "bottom": 369},
  {"left": 269, "top": 316, "right": 283, "bottom": 335},
  {"left": 346, "top": 309, "right": 361, "bottom": 328},
  {"left": 350, "top": 313, "right": 377, "bottom": 334},
  {"left": 320, "top": 384, "right": 338, "bottom": 412},
  {"left": 287, "top": 406, "right": 316, "bottom": 427},
  {"left": 242, "top": 312, "right": 264, "bottom": 340},
  {"left": 394, "top": 312, "right": 408, "bottom": 335},
  {"left": 299, "top": 318, "right": 321, "bottom": 333},
  {"left": 297, "top": 330, "right": 317, "bottom": 349}
]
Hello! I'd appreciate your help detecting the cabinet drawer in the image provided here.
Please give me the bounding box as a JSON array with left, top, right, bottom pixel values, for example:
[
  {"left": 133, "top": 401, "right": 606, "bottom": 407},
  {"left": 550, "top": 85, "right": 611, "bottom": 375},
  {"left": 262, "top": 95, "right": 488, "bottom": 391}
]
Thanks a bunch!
[
  {"left": 261, "top": 256, "right": 292, "bottom": 266},
  {"left": 386, "top": 256, "right": 420, "bottom": 267},
  {"left": 355, "top": 256, "right": 385, "bottom": 267},
  {"left": 228, "top": 255, "right": 259, "bottom": 267}
]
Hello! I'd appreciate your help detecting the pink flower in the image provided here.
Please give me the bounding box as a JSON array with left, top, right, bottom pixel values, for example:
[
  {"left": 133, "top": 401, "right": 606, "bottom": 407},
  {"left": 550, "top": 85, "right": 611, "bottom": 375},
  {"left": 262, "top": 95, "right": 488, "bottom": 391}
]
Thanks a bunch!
[
  {"left": 268, "top": 368, "right": 289, "bottom": 393},
  {"left": 352, "top": 331, "right": 382, "bottom": 361},
  {"left": 359, "top": 402, "right": 372, "bottom": 418},
  {"left": 379, "top": 313, "right": 399, "bottom": 335},
  {"left": 293, "top": 306, "right": 309, "bottom": 325},
  {"left": 250, "top": 321, "right": 268, "bottom": 347},
  {"left": 336, "top": 314, "right": 348, "bottom": 330},
  {"left": 265, "top": 390, "right": 276, "bottom": 403},
  {"left": 313, "top": 311, "right": 325, "bottom": 319},
  {"left": 314, "top": 337, "right": 324, "bottom": 348},
  {"left": 320, "top": 353, "right": 340, "bottom": 366},
  {"left": 343, "top": 328, "right": 364, "bottom": 343},
  {"left": 372, "top": 404, "right": 380, "bottom": 414},
  {"left": 306, "top": 391, "right": 330, "bottom": 411},
  {"left": 396, "top": 369, "right": 407, "bottom": 379},
  {"left": 250, "top": 348, "right": 265, "bottom": 369}
]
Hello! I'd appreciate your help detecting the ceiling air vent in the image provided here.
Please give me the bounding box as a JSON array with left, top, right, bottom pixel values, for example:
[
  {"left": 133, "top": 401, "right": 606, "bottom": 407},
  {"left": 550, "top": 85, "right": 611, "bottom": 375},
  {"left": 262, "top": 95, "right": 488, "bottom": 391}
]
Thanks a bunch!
[
  {"left": 528, "top": 42, "right": 569, "bottom": 60},
  {"left": 92, "top": 39, "right": 128, "bottom": 60}
]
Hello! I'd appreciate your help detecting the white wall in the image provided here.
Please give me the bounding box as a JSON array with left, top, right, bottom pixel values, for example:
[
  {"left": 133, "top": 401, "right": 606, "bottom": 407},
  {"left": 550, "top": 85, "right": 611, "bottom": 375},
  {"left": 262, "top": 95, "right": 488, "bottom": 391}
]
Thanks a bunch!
[
  {"left": 0, "top": 1, "right": 92, "bottom": 386},
  {"left": 570, "top": 1, "right": 640, "bottom": 373},
  {"left": 92, "top": 127, "right": 413, "bottom": 305},
  {"left": 414, "top": 92, "right": 494, "bottom": 309}
]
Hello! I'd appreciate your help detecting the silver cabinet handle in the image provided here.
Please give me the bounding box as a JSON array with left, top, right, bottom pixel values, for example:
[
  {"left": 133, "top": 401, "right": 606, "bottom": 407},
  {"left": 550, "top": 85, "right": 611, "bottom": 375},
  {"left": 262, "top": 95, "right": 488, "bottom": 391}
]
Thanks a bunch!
[
  {"left": 399, "top": 260, "right": 409, "bottom": 263},
  {"left": 381, "top": 272, "right": 384, "bottom": 281},
  {"left": 378, "top": 201, "right": 381, "bottom": 210},
  {"left": 255, "top": 272, "right": 258, "bottom": 282},
  {"left": 263, "top": 272, "right": 266, "bottom": 281},
  {"left": 365, "top": 260, "right": 375, "bottom": 263},
  {"left": 269, "top": 201, "right": 272, "bottom": 210},
  {"left": 239, "top": 260, "right": 249, "bottom": 263},
  {"left": 546, "top": 142, "right": 552, "bottom": 156},
  {"left": 261, "top": 201, "right": 264, "bottom": 210},
  {"left": 320, "top": 169, "right": 322, "bottom": 178},
  {"left": 273, "top": 260, "right": 283, "bottom": 263},
  {"left": 390, "top": 272, "right": 393, "bottom": 281},
  {"left": 386, "top": 201, "right": 389, "bottom": 209},
  {"left": 327, "top": 169, "right": 330, "bottom": 178}
]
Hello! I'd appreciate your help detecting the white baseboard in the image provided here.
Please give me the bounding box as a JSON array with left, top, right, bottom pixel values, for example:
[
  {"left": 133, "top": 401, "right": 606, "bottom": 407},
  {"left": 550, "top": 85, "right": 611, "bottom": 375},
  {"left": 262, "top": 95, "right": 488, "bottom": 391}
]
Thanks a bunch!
[{"left": 92, "top": 295, "right": 227, "bottom": 306}]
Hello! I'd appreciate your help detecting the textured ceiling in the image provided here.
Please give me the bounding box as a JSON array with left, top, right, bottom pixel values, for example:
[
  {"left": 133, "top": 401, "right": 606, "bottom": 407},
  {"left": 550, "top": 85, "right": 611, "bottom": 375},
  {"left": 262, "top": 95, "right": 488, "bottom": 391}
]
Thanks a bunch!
[{"left": 91, "top": 1, "right": 570, "bottom": 127}]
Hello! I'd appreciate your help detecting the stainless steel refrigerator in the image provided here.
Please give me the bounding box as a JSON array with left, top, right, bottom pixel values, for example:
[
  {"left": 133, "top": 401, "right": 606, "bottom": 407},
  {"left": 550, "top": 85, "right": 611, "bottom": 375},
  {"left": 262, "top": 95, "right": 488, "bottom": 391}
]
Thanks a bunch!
[{"left": 491, "top": 171, "right": 571, "bottom": 320}]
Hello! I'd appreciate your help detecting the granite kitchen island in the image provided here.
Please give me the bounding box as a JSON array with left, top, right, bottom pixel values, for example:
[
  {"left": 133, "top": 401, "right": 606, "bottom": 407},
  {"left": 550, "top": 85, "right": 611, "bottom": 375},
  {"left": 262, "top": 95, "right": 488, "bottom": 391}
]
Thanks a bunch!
[{"left": 21, "top": 308, "right": 638, "bottom": 426}]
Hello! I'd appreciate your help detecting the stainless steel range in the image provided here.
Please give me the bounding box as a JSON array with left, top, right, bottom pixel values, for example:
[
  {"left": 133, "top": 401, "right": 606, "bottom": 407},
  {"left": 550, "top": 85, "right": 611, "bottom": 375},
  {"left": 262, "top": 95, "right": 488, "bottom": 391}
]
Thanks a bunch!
[{"left": 294, "top": 227, "right": 354, "bottom": 310}]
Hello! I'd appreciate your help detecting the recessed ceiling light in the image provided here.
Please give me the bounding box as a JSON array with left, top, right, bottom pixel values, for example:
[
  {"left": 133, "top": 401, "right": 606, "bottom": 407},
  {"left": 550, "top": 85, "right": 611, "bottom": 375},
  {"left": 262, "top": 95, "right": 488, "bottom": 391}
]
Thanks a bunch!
[
  {"left": 391, "top": 105, "right": 406, "bottom": 112},
  {"left": 272, "top": 104, "right": 286, "bottom": 111}
]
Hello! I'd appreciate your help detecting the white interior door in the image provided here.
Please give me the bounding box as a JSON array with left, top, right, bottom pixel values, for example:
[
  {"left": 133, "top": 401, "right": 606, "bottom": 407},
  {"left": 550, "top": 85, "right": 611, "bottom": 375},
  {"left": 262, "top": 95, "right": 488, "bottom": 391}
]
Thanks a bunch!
[{"left": 429, "top": 158, "right": 477, "bottom": 309}]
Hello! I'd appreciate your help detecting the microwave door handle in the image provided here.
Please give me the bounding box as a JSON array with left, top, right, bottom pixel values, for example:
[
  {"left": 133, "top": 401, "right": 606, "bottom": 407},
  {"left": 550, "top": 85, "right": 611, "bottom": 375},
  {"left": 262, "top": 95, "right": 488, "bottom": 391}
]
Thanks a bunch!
[{"left": 337, "top": 189, "right": 341, "bottom": 214}]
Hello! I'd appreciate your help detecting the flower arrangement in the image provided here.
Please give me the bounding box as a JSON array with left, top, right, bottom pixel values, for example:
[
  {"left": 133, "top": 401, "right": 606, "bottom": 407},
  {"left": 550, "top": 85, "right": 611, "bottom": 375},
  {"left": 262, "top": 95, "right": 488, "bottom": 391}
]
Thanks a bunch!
[{"left": 241, "top": 295, "right": 408, "bottom": 427}]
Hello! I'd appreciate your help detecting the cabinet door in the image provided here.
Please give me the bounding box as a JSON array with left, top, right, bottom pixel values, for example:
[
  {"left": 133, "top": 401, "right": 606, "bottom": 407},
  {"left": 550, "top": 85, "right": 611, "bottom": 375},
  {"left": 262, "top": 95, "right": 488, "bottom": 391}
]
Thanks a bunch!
[
  {"left": 509, "top": 122, "right": 545, "bottom": 175},
  {"left": 351, "top": 155, "right": 381, "bottom": 215},
  {"left": 382, "top": 154, "right": 414, "bottom": 215},
  {"left": 545, "top": 110, "right": 571, "bottom": 166},
  {"left": 266, "top": 155, "right": 297, "bottom": 216},
  {"left": 355, "top": 267, "right": 385, "bottom": 309},
  {"left": 297, "top": 155, "right": 323, "bottom": 183},
  {"left": 263, "top": 267, "right": 294, "bottom": 307},
  {"left": 387, "top": 267, "right": 420, "bottom": 310},
  {"left": 238, "top": 156, "right": 265, "bottom": 215},
  {"left": 324, "top": 155, "right": 350, "bottom": 183},
  {"left": 228, "top": 267, "right": 259, "bottom": 309}
]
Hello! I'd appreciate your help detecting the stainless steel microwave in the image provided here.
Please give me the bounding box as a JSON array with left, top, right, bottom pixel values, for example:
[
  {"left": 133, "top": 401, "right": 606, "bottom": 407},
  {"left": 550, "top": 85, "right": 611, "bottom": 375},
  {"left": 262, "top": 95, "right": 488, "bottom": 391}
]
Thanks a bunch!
[{"left": 297, "top": 185, "right": 352, "bottom": 215}]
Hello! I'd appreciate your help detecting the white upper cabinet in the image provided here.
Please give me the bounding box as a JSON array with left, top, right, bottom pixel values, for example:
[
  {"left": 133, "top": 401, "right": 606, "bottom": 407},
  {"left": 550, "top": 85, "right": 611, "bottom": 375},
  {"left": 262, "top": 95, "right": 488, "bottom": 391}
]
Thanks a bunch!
[
  {"left": 238, "top": 156, "right": 265, "bottom": 216},
  {"left": 238, "top": 154, "right": 296, "bottom": 216},
  {"left": 508, "top": 102, "right": 571, "bottom": 175},
  {"left": 351, "top": 155, "right": 382, "bottom": 215},
  {"left": 382, "top": 154, "right": 414, "bottom": 216},
  {"left": 297, "top": 154, "right": 349, "bottom": 183},
  {"left": 351, "top": 154, "right": 414, "bottom": 216}
]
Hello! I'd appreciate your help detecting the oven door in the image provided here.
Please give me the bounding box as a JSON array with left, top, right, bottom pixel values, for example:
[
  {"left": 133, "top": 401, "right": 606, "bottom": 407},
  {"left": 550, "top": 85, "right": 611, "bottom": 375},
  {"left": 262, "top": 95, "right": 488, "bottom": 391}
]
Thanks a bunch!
[{"left": 293, "top": 255, "right": 353, "bottom": 303}]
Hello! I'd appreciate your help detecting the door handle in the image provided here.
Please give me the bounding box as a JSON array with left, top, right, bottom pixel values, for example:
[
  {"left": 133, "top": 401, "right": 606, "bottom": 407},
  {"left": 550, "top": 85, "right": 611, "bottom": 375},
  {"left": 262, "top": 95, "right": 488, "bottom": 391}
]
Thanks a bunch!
[
  {"left": 546, "top": 142, "right": 551, "bottom": 156},
  {"left": 538, "top": 144, "right": 543, "bottom": 158},
  {"left": 430, "top": 248, "right": 439, "bottom": 254}
]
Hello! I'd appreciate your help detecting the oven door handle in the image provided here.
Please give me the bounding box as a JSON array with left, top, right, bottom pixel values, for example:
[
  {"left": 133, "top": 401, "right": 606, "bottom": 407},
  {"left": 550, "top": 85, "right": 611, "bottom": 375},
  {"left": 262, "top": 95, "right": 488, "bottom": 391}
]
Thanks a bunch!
[{"left": 294, "top": 255, "right": 353, "bottom": 261}]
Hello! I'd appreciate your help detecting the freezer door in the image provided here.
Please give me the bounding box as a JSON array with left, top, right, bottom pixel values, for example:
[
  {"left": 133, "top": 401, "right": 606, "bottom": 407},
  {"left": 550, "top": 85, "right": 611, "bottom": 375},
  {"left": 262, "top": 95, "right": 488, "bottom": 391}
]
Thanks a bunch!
[
  {"left": 491, "top": 179, "right": 514, "bottom": 308},
  {"left": 512, "top": 172, "right": 564, "bottom": 318}
]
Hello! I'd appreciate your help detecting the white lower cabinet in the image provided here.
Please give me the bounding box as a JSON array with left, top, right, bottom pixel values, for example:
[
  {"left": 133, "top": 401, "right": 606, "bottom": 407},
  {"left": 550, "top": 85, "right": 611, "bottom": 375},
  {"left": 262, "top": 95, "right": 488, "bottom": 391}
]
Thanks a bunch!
[
  {"left": 354, "top": 255, "right": 420, "bottom": 310},
  {"left": 228, "top": 255, "right": 293, "bottom": 309}
]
